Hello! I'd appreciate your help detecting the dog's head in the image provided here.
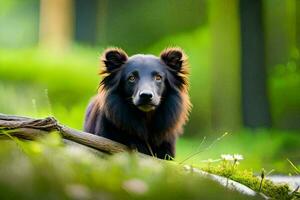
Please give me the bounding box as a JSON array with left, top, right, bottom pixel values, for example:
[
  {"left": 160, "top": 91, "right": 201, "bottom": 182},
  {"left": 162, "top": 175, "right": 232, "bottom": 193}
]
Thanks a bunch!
[{"left": 100, "top": 47, "right": 188, "bottom": 112}]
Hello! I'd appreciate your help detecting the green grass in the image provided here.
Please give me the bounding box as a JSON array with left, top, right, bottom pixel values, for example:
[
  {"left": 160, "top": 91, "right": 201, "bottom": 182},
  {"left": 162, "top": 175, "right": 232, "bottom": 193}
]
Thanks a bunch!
[
  {"left": 0, "top": 47, "right": 99, "bottom": 129},
  {"left": 0, "top": 132, "right": 298, "bottom": 199},
  {"left": 175, "top": 130, "right": 300, "bottom": 173},
  {"left": 0, "top": 133, "right": 262, "bottom": 200}
]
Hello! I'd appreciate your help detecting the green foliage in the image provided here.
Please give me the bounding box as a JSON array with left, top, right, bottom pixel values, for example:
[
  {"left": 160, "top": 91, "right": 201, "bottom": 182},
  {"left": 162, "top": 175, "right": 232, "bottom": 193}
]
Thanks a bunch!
[
  {"left": 0, "top": 133, "right": 257, "bottom": 200},
  {"left": 0, "top": 48, "right": 100, "bottom": 129},
  {"left": 0, "top": 48, "right": 99, "bottom": 106},
  {"left": 269, "top": 61, "right": 300, "bottom": 129}
]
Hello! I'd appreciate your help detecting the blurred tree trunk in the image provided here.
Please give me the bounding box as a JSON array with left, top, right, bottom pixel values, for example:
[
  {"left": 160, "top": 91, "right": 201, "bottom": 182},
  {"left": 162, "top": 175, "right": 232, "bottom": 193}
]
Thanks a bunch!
[
  {"left": 39, "top": 0, "right": 74, "bottom": 51},
  {"left": 74, "top": 0, "right": 98, "bottom": 45},
  {"left": 209, "top": 0, "right": 242, "bottom": 132},
  {"left": 74, "top": 0, "right": 108, "bottom": 46},
  {"left": 240, "top": 0, "right": 271, "bottom": 128}
]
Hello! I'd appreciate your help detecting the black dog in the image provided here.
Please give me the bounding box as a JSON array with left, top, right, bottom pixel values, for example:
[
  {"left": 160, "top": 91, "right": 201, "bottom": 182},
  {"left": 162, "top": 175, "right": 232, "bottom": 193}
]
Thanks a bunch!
[{"left": 84, "top": 47, "right": 191, "bottom": 159}]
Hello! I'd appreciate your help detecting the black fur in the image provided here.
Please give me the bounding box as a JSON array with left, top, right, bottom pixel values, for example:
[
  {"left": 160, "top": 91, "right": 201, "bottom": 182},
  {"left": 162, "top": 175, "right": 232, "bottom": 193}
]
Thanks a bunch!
[{"left": 84, "top": 48, "right": 190, "bottom": 159}]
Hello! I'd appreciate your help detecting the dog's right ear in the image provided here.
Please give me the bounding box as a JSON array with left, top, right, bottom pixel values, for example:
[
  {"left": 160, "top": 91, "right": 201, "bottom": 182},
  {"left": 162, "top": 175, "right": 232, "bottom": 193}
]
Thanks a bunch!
[{"left": 101, "top": 48, "right": 128, "bottom": 72}]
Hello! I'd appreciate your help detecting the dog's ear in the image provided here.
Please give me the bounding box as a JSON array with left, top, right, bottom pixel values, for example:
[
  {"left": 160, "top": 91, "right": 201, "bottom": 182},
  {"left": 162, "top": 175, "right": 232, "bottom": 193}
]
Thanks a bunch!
[
  {"left": 101, "top": 48, "right": 128, "bottom": 72},
  {"left": 160, "top": 47, "right": 186, "bottom": 71}
]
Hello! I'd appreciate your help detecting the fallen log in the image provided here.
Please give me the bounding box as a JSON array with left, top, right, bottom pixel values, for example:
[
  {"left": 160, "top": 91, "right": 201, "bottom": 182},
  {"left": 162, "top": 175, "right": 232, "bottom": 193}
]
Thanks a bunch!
[{"left": 0, "top": 113, "right": 128, "bottom": 154}]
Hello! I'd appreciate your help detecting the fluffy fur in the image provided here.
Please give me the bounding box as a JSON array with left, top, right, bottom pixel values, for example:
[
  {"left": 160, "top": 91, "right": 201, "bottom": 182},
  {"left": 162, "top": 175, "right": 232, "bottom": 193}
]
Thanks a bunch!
[{"left": 84, "top": 47, "right": 191, "bottom": 159}]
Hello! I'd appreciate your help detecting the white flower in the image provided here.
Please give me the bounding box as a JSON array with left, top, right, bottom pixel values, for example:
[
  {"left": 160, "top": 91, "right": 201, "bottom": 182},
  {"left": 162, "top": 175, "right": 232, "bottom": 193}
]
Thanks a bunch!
[
  {"left": 122, "top": 179, "right": 148, "bottom": 195},
  {"left": 221, "top": 154, "right": 234, "bottom": 161},
  {"left": 233, "top": 154, "right": 244, "bottom": 161}
]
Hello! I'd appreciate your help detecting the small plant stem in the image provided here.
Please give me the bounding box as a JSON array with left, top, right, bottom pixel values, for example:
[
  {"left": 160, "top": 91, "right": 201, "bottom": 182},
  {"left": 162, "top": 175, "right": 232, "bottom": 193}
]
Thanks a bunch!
[
  {"left": 179, "top": 132, "right": 229, "bottom": 164},
  {"left": 287, "top": 158, "right": 300, "bottom": 174},
  {"left": 259, "top": 168, "right": 265, "bottom": 192}
]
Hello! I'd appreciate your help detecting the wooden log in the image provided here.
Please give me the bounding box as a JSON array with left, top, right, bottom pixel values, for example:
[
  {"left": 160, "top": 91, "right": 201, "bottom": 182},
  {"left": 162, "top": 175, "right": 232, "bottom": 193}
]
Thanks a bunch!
[
  {"left": 0, "top": 113, "right": 128, "bottom": 154},
  {"left": 59, "top": 125, "right": 129, "bottom": 154}
]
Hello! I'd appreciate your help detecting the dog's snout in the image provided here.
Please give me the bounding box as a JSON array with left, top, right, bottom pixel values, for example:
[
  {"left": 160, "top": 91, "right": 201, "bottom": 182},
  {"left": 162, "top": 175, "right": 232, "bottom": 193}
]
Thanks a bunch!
[{"left": 139, "top": 91, "right": 153, "bottom": 101}]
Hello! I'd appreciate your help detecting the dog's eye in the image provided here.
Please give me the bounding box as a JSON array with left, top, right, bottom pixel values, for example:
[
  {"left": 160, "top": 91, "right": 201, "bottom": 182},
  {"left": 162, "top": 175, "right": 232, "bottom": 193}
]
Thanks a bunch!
[
  {"left": 128, "top": 75, "right": 136, "bottom": 82},
  {"left": 155, "top": 74, "right": 162, "bottom": 82}
]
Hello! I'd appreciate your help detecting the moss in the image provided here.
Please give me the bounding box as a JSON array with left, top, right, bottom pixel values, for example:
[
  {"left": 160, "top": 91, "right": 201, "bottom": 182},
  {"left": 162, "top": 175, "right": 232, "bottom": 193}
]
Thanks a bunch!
[
  {"left": 0, "top": 134, "right": 258, "bottom": 200},
  {"left": 203, "top": 165, "right": 298, "bottom": 199}
]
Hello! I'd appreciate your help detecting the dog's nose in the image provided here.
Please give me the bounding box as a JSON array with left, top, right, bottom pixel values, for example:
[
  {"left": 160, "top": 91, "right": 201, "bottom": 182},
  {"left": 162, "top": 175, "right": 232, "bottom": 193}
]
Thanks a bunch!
[{"left": 139, "top": 91, "right": 153, "bottom": 101}]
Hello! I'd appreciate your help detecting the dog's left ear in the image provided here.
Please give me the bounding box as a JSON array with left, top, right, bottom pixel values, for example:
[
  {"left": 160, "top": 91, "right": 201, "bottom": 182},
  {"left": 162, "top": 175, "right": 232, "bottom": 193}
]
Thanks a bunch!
[{"left": 160, "top": 47, "right": 186, "bottom": 71}]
